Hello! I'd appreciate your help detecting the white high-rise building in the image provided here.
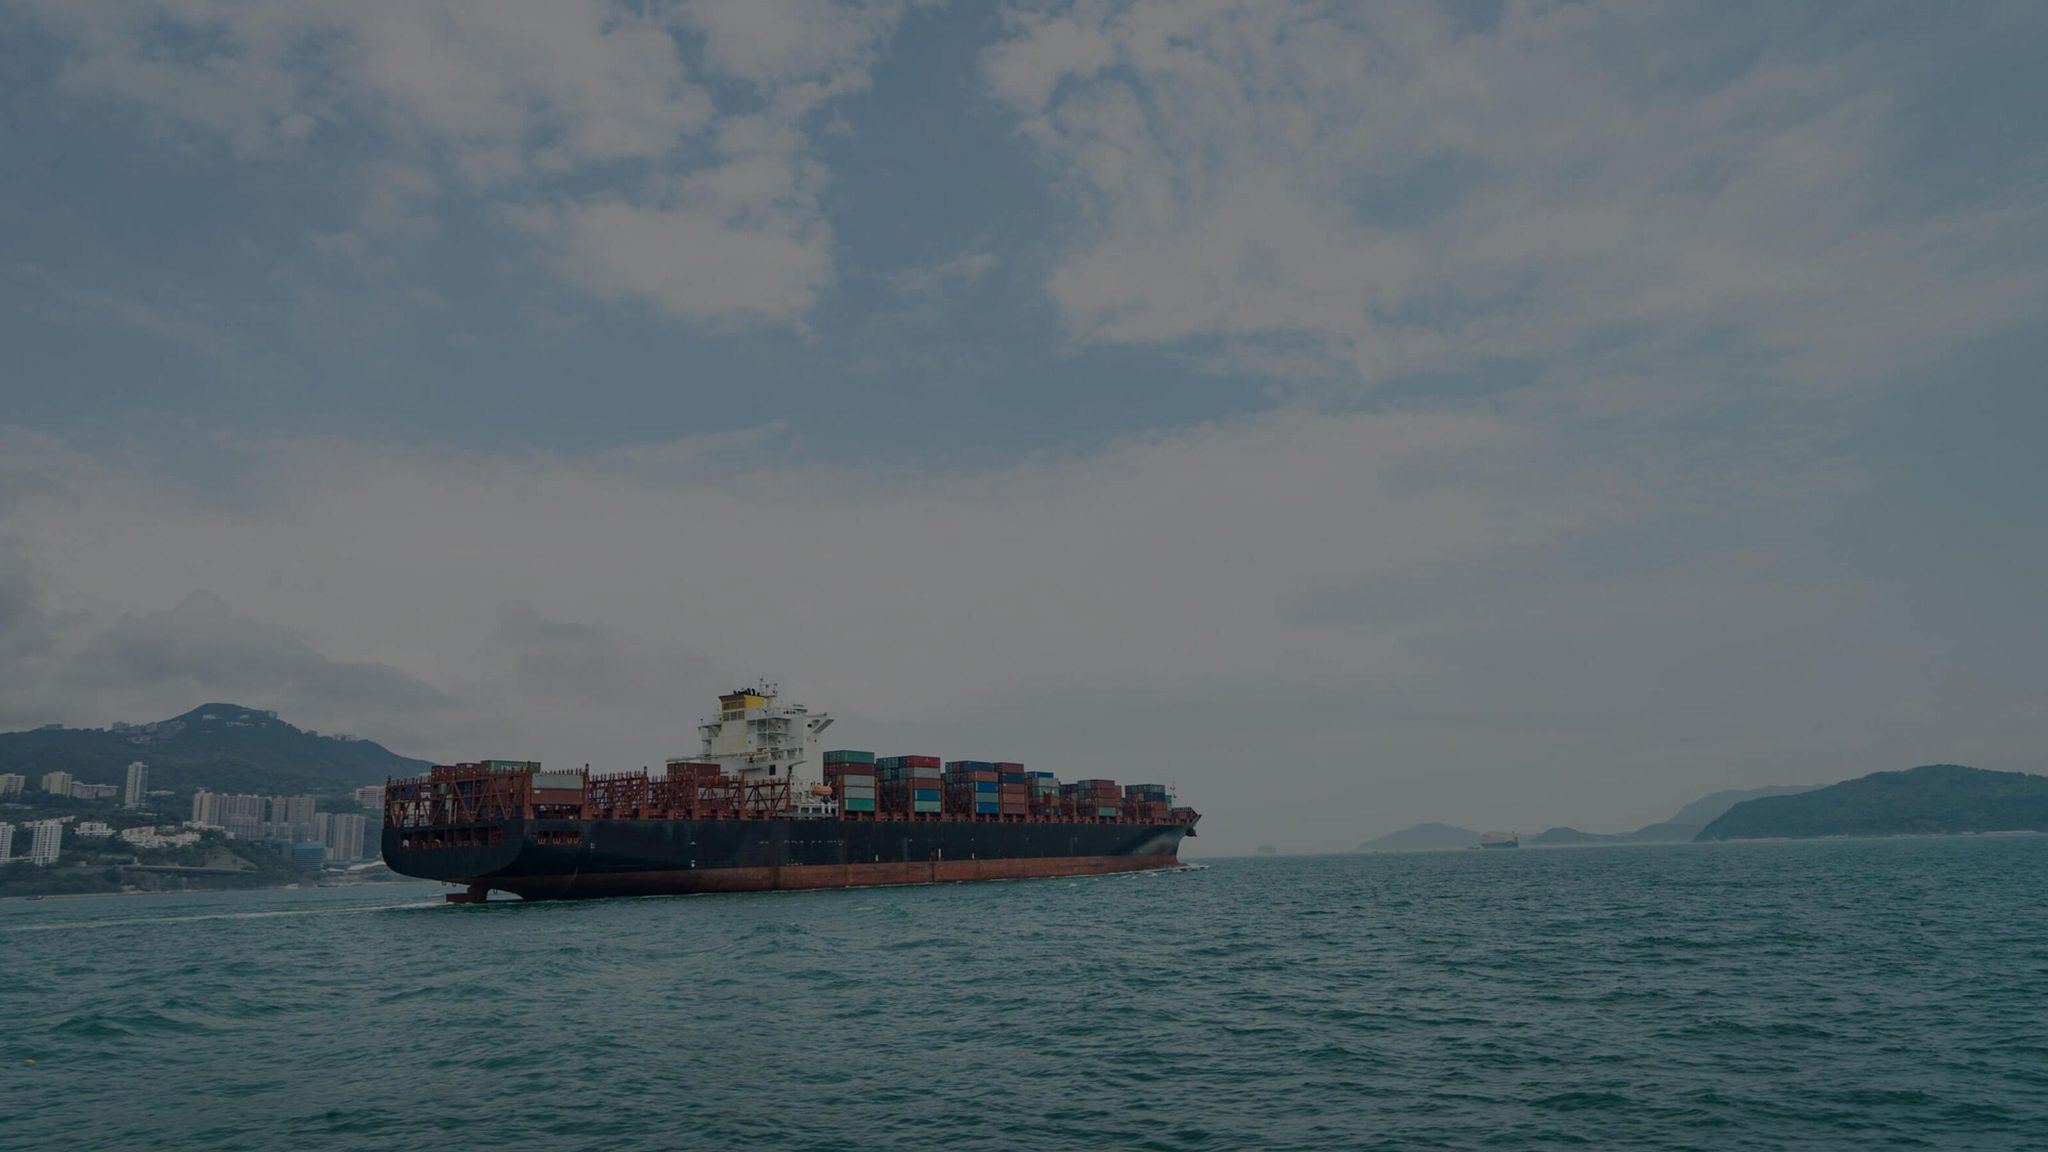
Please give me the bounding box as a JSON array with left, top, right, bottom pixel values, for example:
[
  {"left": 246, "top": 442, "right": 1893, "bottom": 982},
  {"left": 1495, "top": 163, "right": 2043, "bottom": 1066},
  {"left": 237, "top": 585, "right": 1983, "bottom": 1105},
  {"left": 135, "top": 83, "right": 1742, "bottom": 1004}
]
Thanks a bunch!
[
  {"left": 0, "top": 822, "right": 14, "bottom": 861},
  {"left": 269, "top": 794, "right": 316, "bottom": 831},
  {"left": 40, "top": 771, "right": 73, "bottom": 797},
  {"left": 191, "top": 791, "right": 267, "bottom": 836},
  {"left": 124, "top": 762, "right": 149, "bottom": 808},
  {"left": 25, "top": 821, "right": 62, "bottom": 866},
  {"left": 325, "top": 813, "right": 368, "bottom": 862},
  {"left": 0, "top": 773, "right": 23, "bottom": 797}
]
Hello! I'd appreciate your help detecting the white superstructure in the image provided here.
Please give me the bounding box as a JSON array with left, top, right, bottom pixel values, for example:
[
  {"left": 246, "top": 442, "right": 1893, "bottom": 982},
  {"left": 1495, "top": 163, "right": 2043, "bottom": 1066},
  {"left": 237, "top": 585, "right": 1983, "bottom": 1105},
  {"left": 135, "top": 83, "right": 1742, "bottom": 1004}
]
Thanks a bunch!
[{"left": 696, "top": 685, "right": 835, "bottom": 788}]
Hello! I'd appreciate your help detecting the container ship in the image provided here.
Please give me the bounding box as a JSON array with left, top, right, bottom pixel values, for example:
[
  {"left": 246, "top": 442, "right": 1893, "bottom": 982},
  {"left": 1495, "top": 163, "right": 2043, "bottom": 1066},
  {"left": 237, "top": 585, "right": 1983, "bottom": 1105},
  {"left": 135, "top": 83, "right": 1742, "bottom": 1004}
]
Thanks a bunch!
[{"left": 382, "top": 688, "right": 1200, "bottom": 902}]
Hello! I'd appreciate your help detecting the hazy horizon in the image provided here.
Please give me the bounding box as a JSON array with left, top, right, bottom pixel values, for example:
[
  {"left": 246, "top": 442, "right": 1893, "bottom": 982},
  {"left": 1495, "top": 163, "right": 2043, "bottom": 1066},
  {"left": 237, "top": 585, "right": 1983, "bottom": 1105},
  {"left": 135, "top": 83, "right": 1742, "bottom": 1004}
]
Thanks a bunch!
[{"left": 5, "top": 1, "right": 2045, "bottom": 856}]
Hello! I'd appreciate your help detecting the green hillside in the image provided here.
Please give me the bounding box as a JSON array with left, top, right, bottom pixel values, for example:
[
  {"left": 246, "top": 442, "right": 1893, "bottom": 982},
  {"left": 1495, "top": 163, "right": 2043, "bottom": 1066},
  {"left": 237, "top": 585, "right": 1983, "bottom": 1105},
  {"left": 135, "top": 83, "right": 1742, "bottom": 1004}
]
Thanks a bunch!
[
  {"left": 1696, "top": 764, "right": 2048, "bottom": 840},
  {"left": 0, "top": 703, "right": 430, "bottom": 799}
]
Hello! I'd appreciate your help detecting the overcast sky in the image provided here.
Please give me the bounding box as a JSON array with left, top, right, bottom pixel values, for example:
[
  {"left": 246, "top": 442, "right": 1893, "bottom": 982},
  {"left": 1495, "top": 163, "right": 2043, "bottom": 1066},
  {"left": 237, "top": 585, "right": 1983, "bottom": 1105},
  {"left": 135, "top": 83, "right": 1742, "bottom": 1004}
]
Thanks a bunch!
[{"left": 3, "top": 1, "right": 2045, "bottom": 854}]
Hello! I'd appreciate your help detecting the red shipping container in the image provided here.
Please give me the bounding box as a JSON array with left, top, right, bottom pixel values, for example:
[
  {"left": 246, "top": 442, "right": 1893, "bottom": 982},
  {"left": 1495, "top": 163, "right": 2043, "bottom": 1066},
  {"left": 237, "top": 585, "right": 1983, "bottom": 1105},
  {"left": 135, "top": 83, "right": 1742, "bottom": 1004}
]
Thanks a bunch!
[
  {"left": 993, "top": 762, "right": 1026, "bottom": 772},
  {"left": 902, "top": 755, "right": 942, "bottom": 768}
]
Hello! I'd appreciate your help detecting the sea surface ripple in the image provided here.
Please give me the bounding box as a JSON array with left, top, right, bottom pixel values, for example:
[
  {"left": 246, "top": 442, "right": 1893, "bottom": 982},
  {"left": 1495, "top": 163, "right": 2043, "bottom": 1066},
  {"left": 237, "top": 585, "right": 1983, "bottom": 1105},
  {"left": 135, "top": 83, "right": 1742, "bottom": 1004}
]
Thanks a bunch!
[{"left": 7, "top": 837, "right": 2047, "bottom": 1150}]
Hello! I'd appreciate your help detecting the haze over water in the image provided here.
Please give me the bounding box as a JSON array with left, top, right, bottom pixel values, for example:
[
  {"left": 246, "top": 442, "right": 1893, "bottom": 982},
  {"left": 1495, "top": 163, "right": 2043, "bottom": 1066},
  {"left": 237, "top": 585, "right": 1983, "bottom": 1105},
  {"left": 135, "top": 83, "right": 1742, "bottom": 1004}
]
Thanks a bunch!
[{"left": 10, "top": 838, "right": 2045, "bottom": 1151}]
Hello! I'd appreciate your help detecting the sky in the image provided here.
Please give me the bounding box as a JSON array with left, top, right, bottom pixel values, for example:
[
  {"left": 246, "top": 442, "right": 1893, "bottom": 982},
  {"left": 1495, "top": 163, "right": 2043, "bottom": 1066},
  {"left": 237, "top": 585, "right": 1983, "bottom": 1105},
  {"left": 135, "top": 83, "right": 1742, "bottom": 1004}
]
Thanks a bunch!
[{"left": 2, "top": 0, "right": 2045, "bottom": 855}]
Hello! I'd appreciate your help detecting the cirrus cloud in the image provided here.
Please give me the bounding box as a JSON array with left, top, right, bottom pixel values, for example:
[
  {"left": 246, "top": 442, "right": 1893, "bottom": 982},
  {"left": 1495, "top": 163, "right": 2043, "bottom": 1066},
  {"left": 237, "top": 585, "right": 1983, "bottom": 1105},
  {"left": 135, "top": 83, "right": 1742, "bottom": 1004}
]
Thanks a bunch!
[
  {"left": 20, "top": 0, "right": 919, "bottom": 327},
  {"left": 986, "top": 1, "right": 2046, "bottom": 396}
]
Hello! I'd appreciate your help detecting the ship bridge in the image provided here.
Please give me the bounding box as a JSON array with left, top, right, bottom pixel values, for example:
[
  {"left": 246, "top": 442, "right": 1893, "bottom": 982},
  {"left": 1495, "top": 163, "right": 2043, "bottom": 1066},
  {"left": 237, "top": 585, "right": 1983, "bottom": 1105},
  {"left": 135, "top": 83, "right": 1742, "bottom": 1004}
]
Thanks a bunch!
[{"left": 697, "top": 685, "right": 834, "bottom": 786}]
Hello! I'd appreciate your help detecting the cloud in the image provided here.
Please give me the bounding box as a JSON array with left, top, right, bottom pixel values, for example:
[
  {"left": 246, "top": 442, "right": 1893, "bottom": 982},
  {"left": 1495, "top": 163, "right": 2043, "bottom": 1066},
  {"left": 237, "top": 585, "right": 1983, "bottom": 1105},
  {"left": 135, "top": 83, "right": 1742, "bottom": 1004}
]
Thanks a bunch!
[
  {"left": 52, "top": 288, "right": 235, "bottom": 363},
  {"left": 985, "top": 2, "right": 2046, "bottom": 395},
  {"left": 20, "top": 0, "right": 916, "bottom": 327},
  {"left": 485, "top": 599, "right": 706, "bottom": 712},
  {"left": 889, "top": 248, "right": 1000, "bottom": 299},
  {"left": 7, "top": 408, "right": 2022, "bottom": 853},
  {"left": 680, "top": 0, "right": 916, "bottom": 106},
  {"left": 0, "top": 536, "right": 57, "bottom": 675},
  {"left": 69, "top": 591, "right": 454, "bottom": 714},
  {"left": 6, "top": 3, "right": 2043, "bottom": 855},
  {"left": 25, "top": 0, "right": 712, "bottom": 172},
  {"left": 511, "top": 116, "right": 837, "bottom": 324},
  {"left": 0, "top": 575, "right": 467, "bottom": 750}
]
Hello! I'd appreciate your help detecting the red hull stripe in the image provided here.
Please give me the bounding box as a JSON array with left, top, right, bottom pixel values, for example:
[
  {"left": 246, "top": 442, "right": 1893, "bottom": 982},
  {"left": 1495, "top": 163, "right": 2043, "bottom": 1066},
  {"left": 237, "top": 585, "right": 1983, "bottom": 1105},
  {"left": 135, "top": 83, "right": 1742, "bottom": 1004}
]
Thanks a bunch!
[{"left": 484, "top": 853, "right": 1182, "bottom": 900}]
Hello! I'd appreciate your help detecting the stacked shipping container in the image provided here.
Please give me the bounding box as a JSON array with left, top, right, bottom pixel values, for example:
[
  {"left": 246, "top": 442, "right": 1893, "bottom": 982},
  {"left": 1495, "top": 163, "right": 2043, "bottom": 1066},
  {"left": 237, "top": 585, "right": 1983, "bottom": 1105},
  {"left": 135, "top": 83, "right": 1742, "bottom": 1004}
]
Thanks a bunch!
[
  {"left": 823, "top": 750, "right": 877, "bottom": 813},
  {"left": 1124, "top": 782, "right": 1171, "bottom": 823},
  {"left": 817, "top": 753, "right": 1172, "bottom": 825},
  {"left": 877, "top": 755, "right": 944, "bottom": 814},
  {"left": 1064, "top": 779, "right": 1124, "bottom": 819},
  {"left": 943, "top": 761, "right": 1000, "bottom": 815},
  {"left": 996, "top": 762, "right": 1030, "bottom": 817}
]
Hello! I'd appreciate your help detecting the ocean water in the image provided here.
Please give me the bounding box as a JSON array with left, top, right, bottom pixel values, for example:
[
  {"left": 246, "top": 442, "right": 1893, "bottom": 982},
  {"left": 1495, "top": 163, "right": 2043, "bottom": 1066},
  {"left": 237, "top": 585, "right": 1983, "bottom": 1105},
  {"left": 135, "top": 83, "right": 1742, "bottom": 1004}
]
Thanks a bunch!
[{"left": 6, "top": 838, "right": 2047, "bottom": 1151}]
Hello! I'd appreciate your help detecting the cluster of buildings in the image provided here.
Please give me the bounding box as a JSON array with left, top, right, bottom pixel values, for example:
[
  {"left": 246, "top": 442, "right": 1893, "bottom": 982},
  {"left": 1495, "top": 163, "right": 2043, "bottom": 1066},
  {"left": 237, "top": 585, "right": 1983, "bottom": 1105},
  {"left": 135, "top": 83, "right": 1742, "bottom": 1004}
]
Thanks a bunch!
[
  {"left": 0, "top": 762, "right": 152, "bottom": 806},
  {"left": 72, "top": 821, "right": 203, "bottom": 850},
  {"left": 0, "top": 820, "right": 64, "bottom": 867},
  {"left": 188, "top": 790, "right": 370, "bottom": 863},
  {"left": 1, "top": 760, "right": 377, "bottom": 870}
]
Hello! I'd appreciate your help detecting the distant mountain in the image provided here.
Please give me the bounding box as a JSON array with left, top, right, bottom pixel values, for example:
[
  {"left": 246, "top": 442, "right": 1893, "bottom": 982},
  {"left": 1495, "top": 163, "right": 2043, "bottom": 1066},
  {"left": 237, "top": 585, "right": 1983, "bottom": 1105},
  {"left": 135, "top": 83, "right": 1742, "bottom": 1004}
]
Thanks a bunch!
[
  {"left": 1520, "top": 788, "right": 1816, "bottom": 848},
  {"left": 1669, "top": 784, "right": 1823, "bottom": 828},
  {"left": 1697, "top": 764, "right": 2048, "bottom": 841},
  {"left": 1619, "top": 821, "right": 1706, "bottom": 844},
  {"left": 1527, "top": 822, "right": 1703, "bottom": 847},
  {"left": 0, "top": 703, "right": 429, "bottom": 798},
  {"left": 1357, "top": 822, "right": 1478, "bottom": 852},
  {"left": 1527, "top": 826, "right": 1604, "bottom": 846}
]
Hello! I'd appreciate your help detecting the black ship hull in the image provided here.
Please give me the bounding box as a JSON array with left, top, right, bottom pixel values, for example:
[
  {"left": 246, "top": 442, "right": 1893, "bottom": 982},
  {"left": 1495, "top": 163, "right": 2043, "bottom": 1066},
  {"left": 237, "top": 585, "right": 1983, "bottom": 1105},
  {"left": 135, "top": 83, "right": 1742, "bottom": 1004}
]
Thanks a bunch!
[{"left": 384, "top": 816, "right": 1192, "bottom": 901}]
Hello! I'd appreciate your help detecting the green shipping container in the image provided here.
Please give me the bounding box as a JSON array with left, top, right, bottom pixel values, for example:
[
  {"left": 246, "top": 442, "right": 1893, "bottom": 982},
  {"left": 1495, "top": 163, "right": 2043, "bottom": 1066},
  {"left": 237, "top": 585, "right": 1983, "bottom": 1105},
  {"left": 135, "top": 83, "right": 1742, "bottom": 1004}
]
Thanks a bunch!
[
  {"left": 1096, "top": 806, "right": 1120, "bottom": 818},
  {"left": 841, "top": 797, "right": 876, "bottom": 812},
  {"left": 912, "top": 799, "right": 943, "bottom": 813},
  {"left": 823, "top": 749, "right": 877, "bottom": 764}
]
